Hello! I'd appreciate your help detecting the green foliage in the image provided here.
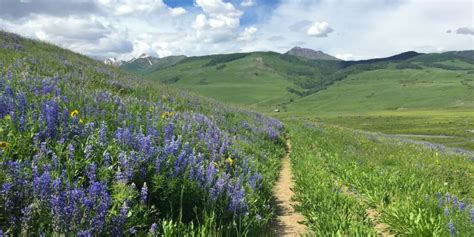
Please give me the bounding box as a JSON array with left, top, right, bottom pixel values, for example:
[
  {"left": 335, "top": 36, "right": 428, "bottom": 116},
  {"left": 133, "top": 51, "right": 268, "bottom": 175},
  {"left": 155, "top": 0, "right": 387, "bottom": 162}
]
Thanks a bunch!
[{"left": 288, "top": 121, "right": 473, "bottom": 236}]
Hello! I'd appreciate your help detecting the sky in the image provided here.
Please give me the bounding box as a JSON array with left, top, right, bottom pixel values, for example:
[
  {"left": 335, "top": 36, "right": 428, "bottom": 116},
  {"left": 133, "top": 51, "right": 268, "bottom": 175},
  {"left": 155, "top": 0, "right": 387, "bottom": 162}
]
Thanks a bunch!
[{"left": 0, "top": 0, "right": 473, "bottom": 60}]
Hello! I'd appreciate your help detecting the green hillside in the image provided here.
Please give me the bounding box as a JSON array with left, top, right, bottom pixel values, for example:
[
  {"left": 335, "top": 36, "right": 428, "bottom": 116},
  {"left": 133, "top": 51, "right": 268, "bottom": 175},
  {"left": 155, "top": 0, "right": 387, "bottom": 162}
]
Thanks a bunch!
[
  {"left": 123, "top": 49, "right": 474, "bottom": 150},
  {"left": 0, "top": 31, "right": 286, "bottom": 236}
]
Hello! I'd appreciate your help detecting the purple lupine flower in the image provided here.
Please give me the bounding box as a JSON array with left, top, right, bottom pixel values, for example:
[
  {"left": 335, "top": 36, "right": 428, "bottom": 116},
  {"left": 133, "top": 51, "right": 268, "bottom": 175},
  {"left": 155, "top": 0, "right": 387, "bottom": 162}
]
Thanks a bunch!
[
  {"left": 164, "top": 122, "right": 174, "bottom": 142},
  {"left": 445, "top": 193, "right": 451, "bottom": 202},
  {"left": 150, "top": 223, "right": 157, "bottom": 234},
  {"left": 452, "top": 196, "right": 458, "bottom": 208},
  {"left": 227, "top": 182, "right": 248, "bottom": 214},
  {"left": 41, "top": 100, "right": 60, "bottom": 138},
  {"left": 470, "top": 208, "right": 474, "bottom": 223},
  {"left": 84, "top": 145, "right": 93, "bottom": 159},
  {"left": 103, "top": 152, "right": 111, "bottom": 167},
  {"left": 448, "top": 220, "right": 455, "bottom": 236},
  {"left": 444, "top": 207, "right": 450, "bottom": 216},
  {"left": 99, "top": 122, "right": 107, "bottom": 146},
  {"left": 140, "top": 182, "right": 148, "bottom": 204},
  {"left": 77, "top": 230, "right": 92, "bottom": 237},
  {"left": 206, "top": 163, "right": 217, "bottom": 186},
  {"left": 33, "top": 172, "right": 51, "bottom": 200},
  {"left": 68, "top": 144, "right": 75, "bottom": 159},
  {"left": 210, "top": 174, "right": 228, "bottom": 200},
  {"left": 87, "top": 162, "right": 97, "bottom": 183},
  {"left": 249, "top": 173, "right": 262, "bottom": 190},
  {"left": 458, "top": 201, "right": 465, "bottom": 211}
]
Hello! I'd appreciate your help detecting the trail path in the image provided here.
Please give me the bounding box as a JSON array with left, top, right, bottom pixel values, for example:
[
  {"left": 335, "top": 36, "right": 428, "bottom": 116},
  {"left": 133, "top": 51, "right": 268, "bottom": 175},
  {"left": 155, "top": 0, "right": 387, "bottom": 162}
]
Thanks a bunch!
[{"left": 272, "top": 139, "right": 307, "bottom": 236}]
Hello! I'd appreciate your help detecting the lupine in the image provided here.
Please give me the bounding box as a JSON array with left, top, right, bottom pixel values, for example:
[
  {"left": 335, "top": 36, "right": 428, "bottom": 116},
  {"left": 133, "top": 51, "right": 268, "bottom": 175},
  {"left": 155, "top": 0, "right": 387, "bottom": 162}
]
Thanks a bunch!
[
  {"left": 140, "top": 182, "right": 148, "bottom": 204},
  {"left": 0, "top": 39, "right": 286, "bottom": 235},
  {"left": 149, "top": 223, "right": 157, "bottom": 234},
  {"left": 448, "top": 220, "right": 455, "bottom": 236}
]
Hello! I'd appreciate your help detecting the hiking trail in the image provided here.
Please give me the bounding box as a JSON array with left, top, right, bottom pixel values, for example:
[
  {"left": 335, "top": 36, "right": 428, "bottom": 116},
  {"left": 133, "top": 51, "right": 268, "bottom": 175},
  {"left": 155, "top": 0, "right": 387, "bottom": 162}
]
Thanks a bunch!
[{"left": 272, "top": 139, "right": 307, "bottom": 236}]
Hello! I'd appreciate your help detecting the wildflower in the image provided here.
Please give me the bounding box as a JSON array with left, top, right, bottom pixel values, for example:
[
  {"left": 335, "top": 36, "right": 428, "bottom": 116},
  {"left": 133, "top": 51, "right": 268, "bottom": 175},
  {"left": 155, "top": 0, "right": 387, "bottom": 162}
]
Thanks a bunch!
[
  {"left": 0, "top": 141, "right": 10, "bottom": 149},
  {"left": 226, "top": 157, "right": 234, "bottom": 166},
  {"left": 150, "top": 223, "right": 157, "bottom": 234},
  {"left": 140, "top": 182, "right": 148, "bottom": 204},
  {"left": 470, "top": 208, "right": 474, "bottom": 223},
  {"left": 161, "top": 111, "right": 175, "bottom": 119},
  {"left": 448, "top": 220, "right": 455, "bottom": 236},
  {"left": 458, "top": 200, "right": 465, "bottom": 211},
  {"left": 256, "top": 214, "right": 262, "bottom": 221},
  {"left": 70, "top": 109, "right": 79, "bottom": 118},
  {"left": 444, "top": 207, "right": 450, "bottom": 216}
]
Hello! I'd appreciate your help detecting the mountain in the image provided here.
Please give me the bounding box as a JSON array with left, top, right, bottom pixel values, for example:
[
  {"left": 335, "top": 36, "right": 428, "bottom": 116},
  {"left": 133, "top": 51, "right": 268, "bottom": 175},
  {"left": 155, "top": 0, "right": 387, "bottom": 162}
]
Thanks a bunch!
[
  {"left": 341, "top": 51, "right": 422, "bottom": 67},
  {"left": 120, "top": 49, "right": 473, "bottom": 114},
  {"left": 119, "top": 54, "right": 187, "bottom": 73},
  {"left": 285, "top": 46, "right": 341, "bottom": 61},
  {"left": 103, "top": 57, "right": 124, "bottom": 67}
]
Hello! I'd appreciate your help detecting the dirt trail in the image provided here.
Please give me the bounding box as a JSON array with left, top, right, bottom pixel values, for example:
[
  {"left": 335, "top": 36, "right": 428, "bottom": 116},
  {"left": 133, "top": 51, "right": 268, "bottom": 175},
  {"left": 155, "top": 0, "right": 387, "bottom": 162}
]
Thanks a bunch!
[{"left": 272, "top": 140, "right": 307, "bottom": 237}]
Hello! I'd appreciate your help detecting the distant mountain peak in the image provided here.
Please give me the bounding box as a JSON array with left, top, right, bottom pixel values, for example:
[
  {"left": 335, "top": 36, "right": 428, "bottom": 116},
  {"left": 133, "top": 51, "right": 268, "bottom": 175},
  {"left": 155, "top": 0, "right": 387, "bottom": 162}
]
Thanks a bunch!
[
  {"left": 103, "top": 57, "right": 124, "bottom": 67},
  {"left": 286, "top": 46, "right": 341, "bottom": 61},
  {"left": 138, "top": 53, "right": 151, "bottom": 59}
]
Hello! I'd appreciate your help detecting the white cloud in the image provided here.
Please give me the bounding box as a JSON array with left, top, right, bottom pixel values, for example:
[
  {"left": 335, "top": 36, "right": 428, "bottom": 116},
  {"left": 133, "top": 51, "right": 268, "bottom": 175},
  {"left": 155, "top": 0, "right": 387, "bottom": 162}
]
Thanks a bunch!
[
  {"left": 193, "top": 0, "right": 243, "bottom": 43},
  {"left": 238, "top": 26, "right": 258, "bottom": 41},
  {"left": 335, "top": 53, "right": 354, "bottom": 61},
  {"left": 97, "top": 0, "right": 165, "bottom": 15},
  {"left": 241, "top": 0, "right": 256, "bottom": 7},
  {"left": 455, "top": 27, "right": 474, "bottom": 35},
  {"left": 307, "top": 21, "right": 334, "bottom": 37},
  {"left": 1, "top": 0, "right": 472, "bottom": 61},
  {"left": 0, "top": 15, "right": 133, "bottom": 57},
  {"left": 169, "top": 7, "right": 187, "bottom": 16}
]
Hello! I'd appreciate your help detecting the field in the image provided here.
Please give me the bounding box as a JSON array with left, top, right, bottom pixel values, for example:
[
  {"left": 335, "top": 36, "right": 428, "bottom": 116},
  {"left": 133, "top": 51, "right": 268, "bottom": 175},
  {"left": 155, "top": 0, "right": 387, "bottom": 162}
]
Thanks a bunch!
[
  {"left": 1, "top": 31, "right": 473, "bottom": 236},
  {"left": 289, "top": 121, "right": 473, "bottom": 235},
  {"left": 0, "top": 31, "right": 286, "bottom": 236},
  {"left": 133, "top": 51, "right": 474, "bottom": 151}
]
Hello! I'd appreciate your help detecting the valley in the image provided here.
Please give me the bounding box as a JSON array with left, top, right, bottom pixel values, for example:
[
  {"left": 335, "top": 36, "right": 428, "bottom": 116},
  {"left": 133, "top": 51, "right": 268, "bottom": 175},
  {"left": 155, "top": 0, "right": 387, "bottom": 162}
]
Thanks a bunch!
[
  {"left": 1, "top": 30, "right": 473, "bottom": 236},
  {"left": 121, "top": 47, "right": 474, "bottom": 151}
]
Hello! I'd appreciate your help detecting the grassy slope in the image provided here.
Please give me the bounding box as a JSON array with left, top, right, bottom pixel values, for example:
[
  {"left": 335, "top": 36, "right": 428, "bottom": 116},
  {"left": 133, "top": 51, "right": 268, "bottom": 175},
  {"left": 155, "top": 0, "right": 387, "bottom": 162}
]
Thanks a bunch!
[
  {"left": 276, "top": 66, "right": 474, "bottom": 149},
  {"left": 129, "top": 49, "right": 474, "bottom": 150},
  {"left": 0, "top": 31, "right": 285, "bottom": 236},
  {"left": 144, "top": 53, "right": 295, "bottom": 108}
]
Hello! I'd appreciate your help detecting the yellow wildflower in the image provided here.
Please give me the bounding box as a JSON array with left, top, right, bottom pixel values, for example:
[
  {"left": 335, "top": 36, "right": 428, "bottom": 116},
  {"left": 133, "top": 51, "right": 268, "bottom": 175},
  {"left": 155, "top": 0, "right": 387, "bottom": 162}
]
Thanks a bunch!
[
  {"left": 226, "top": 157, "right": 234, "bottom": 166},
  {"left": 161, "top": 111, "right": 175, "bottom": 119},
  {"left": 0, "top": 141, "right": 10, "bottom": 149},
  {"left": 79, "top": 118, "right": 84, "bottom": 123},
  {"left": 70, "top": 109, "right": 79, "bottom": 118}
]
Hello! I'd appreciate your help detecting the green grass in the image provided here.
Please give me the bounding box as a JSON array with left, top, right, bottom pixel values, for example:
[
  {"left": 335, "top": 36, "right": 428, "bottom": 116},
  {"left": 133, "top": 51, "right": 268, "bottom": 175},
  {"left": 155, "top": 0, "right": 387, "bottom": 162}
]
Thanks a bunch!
[
  {"left": 272, "top": 67, "right": 474, "bottom": 150},
  {"left": 288, "top": 121, "right": 473, "bottom": 236},
  {"left": 144, "top": 54, "right": 294, "bottom": 108}
]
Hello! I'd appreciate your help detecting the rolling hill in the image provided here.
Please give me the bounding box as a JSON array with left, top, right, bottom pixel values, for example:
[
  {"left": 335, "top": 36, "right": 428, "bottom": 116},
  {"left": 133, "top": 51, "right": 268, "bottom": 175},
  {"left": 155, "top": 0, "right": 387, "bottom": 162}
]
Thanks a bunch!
[{"left": 121, "top": 48, "right": 474, "bottom": 150}]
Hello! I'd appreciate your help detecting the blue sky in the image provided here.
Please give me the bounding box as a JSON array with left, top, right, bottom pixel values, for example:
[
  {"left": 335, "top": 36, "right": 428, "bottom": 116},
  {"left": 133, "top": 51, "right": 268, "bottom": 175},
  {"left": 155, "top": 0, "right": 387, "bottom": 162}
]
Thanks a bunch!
[{"left": 0, "top": 0, "right": 472, "bottom": 60}]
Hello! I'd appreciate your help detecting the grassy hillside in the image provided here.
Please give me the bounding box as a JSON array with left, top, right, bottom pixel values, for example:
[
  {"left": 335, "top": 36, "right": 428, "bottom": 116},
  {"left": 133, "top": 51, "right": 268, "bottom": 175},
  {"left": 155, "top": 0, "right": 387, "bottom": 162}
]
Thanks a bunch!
[
  {"left": 0, "top": 31, "right": 286, "bottom": 236},
  {"left": 142, "top": 52, "right": 297, "bottom": 108},
  {"left": 127, "top": 49, "right": 474, "bottom": 150}
]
